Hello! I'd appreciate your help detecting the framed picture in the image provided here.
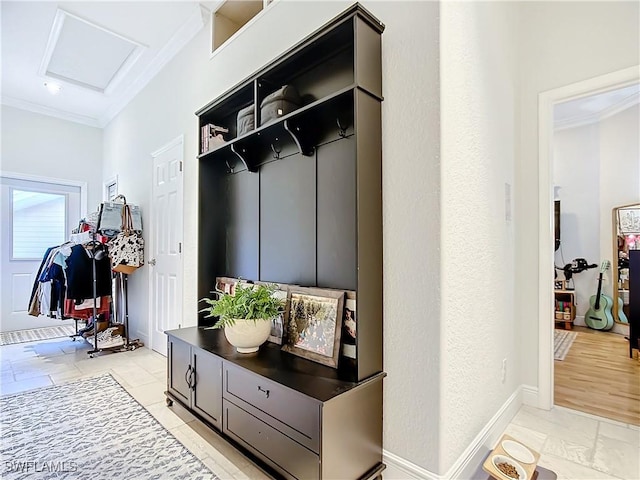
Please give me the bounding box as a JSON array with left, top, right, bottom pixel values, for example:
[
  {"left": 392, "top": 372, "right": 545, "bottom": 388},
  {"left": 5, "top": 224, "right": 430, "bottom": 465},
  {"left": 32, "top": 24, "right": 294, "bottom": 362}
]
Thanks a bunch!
[
  {"left": 341, "top": 292, "right": 357, "bottom": 360},
  {"left": 267, "top": 288, "right": 289, "bottom": 345},
  {"left": 282, "top": 287, "right": 345, "bottom": 368},
  {"left": 618, "top": 207, "right": 640, "bottom": 235}
]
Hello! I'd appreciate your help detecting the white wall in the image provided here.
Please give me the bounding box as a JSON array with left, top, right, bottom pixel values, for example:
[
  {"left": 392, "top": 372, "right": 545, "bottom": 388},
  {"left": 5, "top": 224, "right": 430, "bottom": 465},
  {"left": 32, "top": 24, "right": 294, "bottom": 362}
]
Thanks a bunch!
[
  {"left": 1, "top": 105, "right": 103, "bottom": 210},
  {"left": 103, "top": 1, "right": 444, "bottom": 474},
  {"left": 553, "top": 123, "right": 600, "bottom": 318},
  {"left": 440, "top": 1, "right": 518, "bottom": 475},
  {"left": 516, "top": 1, "right": 639, "bottom": 395}
]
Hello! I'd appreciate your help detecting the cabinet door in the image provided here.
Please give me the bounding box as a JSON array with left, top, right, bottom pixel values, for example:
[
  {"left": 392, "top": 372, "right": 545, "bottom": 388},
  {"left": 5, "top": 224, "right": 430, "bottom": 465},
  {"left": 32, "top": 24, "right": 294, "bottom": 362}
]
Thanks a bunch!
[
  {"left": 192, "top": 346, "right": 223, "bottom": 430},
  {"left": 167, "top": 336, "right": 192, "bottom": 405}
]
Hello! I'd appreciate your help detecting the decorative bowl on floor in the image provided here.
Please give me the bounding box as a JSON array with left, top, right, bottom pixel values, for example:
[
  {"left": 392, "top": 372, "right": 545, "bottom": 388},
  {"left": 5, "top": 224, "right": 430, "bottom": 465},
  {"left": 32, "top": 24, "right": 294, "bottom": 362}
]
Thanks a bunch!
[
  {"left": 224, "top": 319, "right": 271, "bottom": 353},
  {"left": 492, "top": 454, "right": 527, "bottom": 480},
  {"left": 501, "top": 439, "right": 535, "bottom": 464}
]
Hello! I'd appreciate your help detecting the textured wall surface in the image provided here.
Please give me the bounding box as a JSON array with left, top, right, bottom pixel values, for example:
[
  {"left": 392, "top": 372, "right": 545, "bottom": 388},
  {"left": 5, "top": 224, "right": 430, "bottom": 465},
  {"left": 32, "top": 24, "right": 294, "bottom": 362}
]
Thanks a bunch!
[
  {"left": 440, "top": 1, "right": 518, "bottom": 474},
  {"left": 1, "top": 105, "right": 103, "bottom": 209},
  {"left": 516, "top": 1, "right": 640, "bottom": 390}
]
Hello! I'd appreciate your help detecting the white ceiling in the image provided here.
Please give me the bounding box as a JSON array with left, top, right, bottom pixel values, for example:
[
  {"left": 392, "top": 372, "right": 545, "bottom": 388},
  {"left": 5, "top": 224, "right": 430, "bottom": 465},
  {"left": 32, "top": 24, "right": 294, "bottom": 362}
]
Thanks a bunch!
[
  {"left": 554, "top": 83, "right": 640, "bottom": 130},
  {"left": 1, "top": 1, "right": 216, "bottom": 128}
]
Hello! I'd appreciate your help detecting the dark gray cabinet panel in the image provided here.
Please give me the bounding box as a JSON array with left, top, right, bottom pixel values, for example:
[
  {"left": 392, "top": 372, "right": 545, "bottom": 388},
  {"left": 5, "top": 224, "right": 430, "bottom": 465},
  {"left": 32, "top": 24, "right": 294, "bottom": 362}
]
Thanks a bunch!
[
  {"left": 317, "top": 138, "right": 357, "bottom": 290},
  {"left": 167, "top": 336, "right": 191, "bottom": 405},
  {"left": 259, "top": 153, "right": 316, "bottom": 285},
  {"left": 224, "top": 400, "right": 320, "bottom": 480},
  {"left": 223, "top": 362, "right": 320, "bottom": 452},
  {"left": 167, "top": 335, "right": 222, "bottom": 430},
  {"left": 225, "top": 172, "right": 259, "bottom": 280},
  {"left": 192, "top": 347, "right": 223, "bottom": 428}
]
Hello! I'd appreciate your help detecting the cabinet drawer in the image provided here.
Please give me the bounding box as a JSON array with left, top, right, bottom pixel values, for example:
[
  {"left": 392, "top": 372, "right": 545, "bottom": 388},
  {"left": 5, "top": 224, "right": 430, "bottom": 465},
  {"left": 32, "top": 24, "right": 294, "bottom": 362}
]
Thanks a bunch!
[
  {"left": 223, "top": 363, "right": 320, "bottom": 451},
  {"left": 224, "top": 400, "right": 319, "bottom": 480}
]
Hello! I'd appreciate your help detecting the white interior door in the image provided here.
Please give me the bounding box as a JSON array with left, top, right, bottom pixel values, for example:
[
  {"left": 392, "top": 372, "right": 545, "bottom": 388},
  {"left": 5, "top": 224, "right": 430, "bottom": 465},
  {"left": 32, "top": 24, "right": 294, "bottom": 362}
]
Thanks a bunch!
[
  {"left": 149, "top": 138, "right": 184, "bottom": 356},
  {"left": 0, "top": 176, "right": 81, "bottom": 332}
]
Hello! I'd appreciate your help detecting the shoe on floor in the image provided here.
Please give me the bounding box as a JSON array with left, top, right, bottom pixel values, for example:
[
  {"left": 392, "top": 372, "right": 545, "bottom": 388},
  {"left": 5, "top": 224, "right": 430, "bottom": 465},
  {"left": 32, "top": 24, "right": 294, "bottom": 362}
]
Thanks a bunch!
[
  {"left": 85, "top": 327, "right": 124, "bottom": 349},
  {"left": 82, "top": 321, "right": 108, "bottom": 339}
]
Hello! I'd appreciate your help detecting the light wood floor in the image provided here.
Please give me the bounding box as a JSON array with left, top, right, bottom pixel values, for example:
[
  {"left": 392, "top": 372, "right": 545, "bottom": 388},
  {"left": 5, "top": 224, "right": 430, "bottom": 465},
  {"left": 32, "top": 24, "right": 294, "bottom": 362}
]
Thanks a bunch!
[{"left": 554, "top": 326, "right": 640, "bottom": 425}]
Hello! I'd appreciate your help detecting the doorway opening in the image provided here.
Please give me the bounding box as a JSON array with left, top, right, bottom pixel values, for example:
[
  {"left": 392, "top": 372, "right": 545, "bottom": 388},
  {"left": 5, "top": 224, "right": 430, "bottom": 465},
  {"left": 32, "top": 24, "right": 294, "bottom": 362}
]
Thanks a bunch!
[
  {"left": 538, "top": 66, "right": 640, "bottom": 425},
  {"left": 0, "top": 174, "right": 85, "bottom": 332}
]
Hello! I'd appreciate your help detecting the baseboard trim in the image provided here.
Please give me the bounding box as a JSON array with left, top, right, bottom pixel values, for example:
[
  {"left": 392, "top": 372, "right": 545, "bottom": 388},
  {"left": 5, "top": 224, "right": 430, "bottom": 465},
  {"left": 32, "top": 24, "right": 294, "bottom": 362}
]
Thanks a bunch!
[
  {"left": 522, "top": 384, "right": 538, "bottom": 407},
  {"left": 383, "top": 387, "right": 523, "bottom": 479},
  {"left": 383, "top": 450, "right": 438, "bottom": 479},
  {"left": 445, "top": 386, "right": 522, "bottom": 479}
]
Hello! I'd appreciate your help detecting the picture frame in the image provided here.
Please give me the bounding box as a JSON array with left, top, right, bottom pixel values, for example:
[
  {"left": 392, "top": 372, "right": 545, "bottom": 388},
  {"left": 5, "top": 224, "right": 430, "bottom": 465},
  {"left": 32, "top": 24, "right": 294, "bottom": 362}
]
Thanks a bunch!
[
  {"left": 341, "top": 292, "right": 357, "bottom": 360},
  {"left": 267, "top": 288, "right": 289, "bottom": 345},
  {"left": 282, "top": 287, "right": 345, "bottom": 368},
  {"left": 618, "top": 207, "right": 640, "bottom": 235}
]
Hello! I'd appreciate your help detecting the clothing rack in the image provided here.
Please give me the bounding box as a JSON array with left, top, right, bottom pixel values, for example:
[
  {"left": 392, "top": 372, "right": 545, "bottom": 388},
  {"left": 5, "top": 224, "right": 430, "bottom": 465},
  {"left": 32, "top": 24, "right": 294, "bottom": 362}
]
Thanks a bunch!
[{"left": 68, "top": 198, "right": 143, "bottom": 357}]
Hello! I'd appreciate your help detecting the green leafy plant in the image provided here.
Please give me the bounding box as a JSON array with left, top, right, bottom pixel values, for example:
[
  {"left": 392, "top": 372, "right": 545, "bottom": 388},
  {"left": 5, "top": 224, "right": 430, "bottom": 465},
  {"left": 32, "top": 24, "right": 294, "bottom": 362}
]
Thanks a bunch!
[{"left": 199, "top": 282, "right": 285, "bottom": 329}]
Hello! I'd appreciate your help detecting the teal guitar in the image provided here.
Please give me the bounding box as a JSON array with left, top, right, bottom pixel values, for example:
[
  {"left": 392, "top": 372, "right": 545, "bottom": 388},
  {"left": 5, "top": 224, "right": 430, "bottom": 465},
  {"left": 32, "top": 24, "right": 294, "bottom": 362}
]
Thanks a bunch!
[
  {"left": 585, "top": 261, "right": 614, "bottom": 331},
  {"left": 617, "top": 296, "right": 629, "bottom": 323}
]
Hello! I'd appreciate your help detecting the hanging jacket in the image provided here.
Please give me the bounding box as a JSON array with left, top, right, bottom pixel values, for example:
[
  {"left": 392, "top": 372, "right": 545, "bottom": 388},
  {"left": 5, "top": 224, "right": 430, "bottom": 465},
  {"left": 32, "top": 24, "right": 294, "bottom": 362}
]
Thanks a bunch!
[{"left": 65, "top": 244, "right": 112, "bottom": 300}]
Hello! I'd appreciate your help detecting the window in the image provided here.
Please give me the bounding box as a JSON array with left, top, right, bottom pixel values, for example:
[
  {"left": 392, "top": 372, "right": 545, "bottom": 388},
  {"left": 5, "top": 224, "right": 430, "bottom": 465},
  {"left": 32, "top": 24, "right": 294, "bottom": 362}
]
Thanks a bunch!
[
  {"left": 12, "top": 190, "right": 67, "bottom": 260},
  {"left": 104, "top": 176, "right": 118, "bottom": 201}
]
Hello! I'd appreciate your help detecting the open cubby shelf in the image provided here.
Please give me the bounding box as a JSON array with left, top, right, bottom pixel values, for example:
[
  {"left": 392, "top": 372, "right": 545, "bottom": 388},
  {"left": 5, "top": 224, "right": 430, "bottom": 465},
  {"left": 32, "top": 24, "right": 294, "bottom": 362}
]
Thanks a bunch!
[{"left": 198, "top": 86, "right": 356, "bottom": 169}]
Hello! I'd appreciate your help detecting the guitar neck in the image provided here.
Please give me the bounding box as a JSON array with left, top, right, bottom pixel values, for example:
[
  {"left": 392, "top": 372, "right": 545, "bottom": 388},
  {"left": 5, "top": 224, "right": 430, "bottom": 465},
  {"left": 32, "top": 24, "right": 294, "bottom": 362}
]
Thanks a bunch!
[{"left": 595, "top": 273, "right": 603, "bottom": 310}]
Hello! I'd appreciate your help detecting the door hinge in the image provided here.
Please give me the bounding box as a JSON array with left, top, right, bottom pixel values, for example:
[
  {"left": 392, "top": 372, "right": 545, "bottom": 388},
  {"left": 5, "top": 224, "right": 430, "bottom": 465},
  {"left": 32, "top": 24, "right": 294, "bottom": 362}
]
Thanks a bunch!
[
  {"left": 179, "top": 161, "right": 183, "bottom": 172},
  {"left": 179, "top": 242, "right": 182, "bottom": 253}
]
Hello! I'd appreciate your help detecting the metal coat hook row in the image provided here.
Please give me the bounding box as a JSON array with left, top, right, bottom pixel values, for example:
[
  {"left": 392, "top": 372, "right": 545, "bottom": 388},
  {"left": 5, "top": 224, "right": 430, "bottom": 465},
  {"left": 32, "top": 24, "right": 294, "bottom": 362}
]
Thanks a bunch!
[
  {"left": 271, "top": 139, "right": 282, "bottom": 160},
  {"left": 336, "top": 118, "right": 348, "bottom": 138}
]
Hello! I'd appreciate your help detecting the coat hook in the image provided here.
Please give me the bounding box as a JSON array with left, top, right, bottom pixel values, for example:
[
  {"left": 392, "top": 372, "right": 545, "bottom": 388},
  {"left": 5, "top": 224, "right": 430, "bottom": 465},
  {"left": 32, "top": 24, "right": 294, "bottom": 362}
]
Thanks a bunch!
[
  {"left": 225, "top": 158, "right": 234, "bottom": 173},
  {"left": 336, "top": 118, "right": 348, "bottom": 138},
  {"left": 271, "top": 139, "right": 282, "bottom": 160}
]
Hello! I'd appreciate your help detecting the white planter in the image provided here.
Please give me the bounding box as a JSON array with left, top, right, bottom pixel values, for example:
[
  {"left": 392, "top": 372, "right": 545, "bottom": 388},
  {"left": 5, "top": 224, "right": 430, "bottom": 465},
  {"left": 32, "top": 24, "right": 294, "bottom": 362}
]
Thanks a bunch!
[{"left": 224, "top": 319, "right": 271, "bottom": 353}]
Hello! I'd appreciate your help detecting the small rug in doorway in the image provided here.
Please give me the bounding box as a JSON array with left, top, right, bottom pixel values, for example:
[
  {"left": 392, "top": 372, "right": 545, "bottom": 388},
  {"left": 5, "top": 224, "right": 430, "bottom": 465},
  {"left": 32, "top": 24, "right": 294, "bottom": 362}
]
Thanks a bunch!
[
  {"left": 554, "top": 329, "right": 578, "bottom": 361},
  {"left": 0, "top": 325, "right": 77, "bottom": 346},
  {"left": 0, "top": 374, "right": 219, "bottom": 480}
]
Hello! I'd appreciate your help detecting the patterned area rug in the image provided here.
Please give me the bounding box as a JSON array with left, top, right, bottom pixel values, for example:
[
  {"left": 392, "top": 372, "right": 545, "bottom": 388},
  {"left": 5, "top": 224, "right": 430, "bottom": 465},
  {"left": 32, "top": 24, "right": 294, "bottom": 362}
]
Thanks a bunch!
[
  {"left": 0, "top": 325, "right": 77, "bottom": 346},
  {"left": 554, "top": 329, "right": 578, "bottom": 361},
  {"left": 0, "top": 375, "right": 219, "bottom": 479}
]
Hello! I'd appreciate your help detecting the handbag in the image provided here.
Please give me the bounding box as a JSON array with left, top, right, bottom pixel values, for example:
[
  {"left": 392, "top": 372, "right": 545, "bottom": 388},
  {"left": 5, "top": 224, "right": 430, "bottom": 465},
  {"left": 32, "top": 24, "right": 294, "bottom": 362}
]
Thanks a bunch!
[{"left": 109, "top": 203, "right": 144, "bottom": 274}]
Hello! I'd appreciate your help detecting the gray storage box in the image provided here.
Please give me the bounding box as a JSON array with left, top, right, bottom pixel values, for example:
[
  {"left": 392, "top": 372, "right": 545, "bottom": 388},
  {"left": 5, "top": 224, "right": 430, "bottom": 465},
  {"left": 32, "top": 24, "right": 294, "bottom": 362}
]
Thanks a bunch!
[
  {"left": 237, "top": 104, "right": 255, "bottom": 136},
  {"left": 260, "top": 85, "right": 301, "bottom": 126}
]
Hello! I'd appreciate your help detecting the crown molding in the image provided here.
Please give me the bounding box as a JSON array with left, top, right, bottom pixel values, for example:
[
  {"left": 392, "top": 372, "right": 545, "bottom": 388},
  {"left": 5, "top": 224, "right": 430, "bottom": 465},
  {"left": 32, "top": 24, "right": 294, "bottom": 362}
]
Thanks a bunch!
[
  {"left": 599, "top": 91, "right": 640, "bottom": 121},
  {"left": 99, "top": 4, "right": 208, "bottom": 127},
  {"left": 1, "top": 95, "right": 101, "bottom": 128},
  {"left": 554, "top": 91, "right": 640, "bottom": 131}
]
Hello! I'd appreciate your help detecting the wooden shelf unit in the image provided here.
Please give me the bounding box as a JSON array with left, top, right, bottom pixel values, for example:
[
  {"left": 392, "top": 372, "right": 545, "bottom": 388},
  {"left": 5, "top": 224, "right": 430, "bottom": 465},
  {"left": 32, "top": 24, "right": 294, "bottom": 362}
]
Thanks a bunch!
[{"left": 554, "top": 289, "right": 576, "bottom": 330}]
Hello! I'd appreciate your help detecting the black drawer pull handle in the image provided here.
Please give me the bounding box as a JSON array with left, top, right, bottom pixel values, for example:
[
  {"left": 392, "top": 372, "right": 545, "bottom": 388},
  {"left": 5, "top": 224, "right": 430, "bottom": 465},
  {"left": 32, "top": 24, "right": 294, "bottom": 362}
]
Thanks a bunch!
[
  {"left": 257, "top": 386, "right": 270, "bottom": 398},
  {"left": 185, "top": 365, "right": 192, "bottom": 388}
]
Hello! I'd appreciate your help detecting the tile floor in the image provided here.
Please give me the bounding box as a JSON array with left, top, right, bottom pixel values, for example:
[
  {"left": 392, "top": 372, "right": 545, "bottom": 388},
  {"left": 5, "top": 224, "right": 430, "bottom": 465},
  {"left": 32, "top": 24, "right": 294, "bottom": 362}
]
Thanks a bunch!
[{"left": 1, "top": 337, "right": 639, "bottom": 480}]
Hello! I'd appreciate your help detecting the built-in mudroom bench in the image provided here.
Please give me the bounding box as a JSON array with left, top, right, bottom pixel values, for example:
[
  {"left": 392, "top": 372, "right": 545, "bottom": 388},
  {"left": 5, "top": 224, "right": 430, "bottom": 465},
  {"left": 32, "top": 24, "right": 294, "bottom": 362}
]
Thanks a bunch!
[
  {"left": 165, "top": 4, "right": 385, "bottom": 479},
  {"left": 165, "top": 327, "right": 384, "bottom": 479}
]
